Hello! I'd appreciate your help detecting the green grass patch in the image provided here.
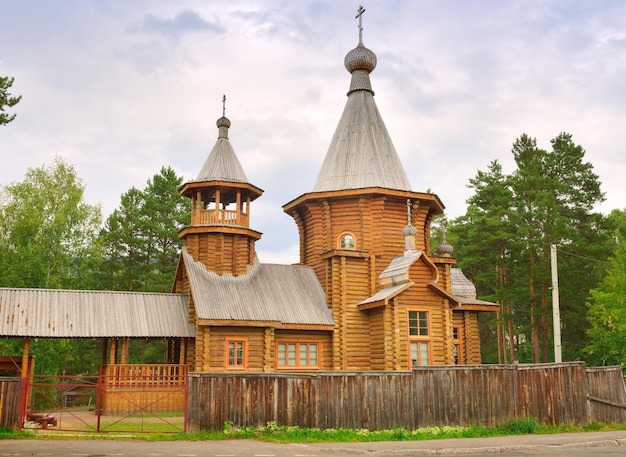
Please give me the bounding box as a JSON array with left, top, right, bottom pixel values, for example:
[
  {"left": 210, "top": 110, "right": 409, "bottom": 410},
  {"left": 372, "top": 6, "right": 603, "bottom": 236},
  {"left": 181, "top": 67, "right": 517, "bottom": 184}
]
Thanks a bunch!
[{"left": 3, "top": 418, "right": 626, "bottom": 442}]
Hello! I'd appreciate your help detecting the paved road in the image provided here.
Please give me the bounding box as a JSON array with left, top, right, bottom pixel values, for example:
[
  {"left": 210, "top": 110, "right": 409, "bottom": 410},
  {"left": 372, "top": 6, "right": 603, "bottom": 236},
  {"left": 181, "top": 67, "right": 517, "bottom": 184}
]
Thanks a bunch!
[{"left": 2, "top": 430, "right": 626, "bottom": 456}]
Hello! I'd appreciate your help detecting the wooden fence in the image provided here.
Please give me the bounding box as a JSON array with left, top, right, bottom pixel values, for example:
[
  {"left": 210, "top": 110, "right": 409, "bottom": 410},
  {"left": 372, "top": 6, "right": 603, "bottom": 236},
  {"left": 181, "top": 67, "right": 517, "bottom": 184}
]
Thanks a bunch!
[
  {"left": 187, "top": 362, "right": 626, "bottom": 432},
  {"left": 0, "top": 377, "right": 22, "bottom": 429}
]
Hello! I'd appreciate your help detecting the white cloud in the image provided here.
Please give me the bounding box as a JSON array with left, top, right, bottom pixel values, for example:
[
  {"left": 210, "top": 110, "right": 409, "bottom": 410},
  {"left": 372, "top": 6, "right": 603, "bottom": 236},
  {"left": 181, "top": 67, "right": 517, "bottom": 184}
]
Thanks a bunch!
[{"left": 2, "top": 0, "right": 626, "bottom": 266}]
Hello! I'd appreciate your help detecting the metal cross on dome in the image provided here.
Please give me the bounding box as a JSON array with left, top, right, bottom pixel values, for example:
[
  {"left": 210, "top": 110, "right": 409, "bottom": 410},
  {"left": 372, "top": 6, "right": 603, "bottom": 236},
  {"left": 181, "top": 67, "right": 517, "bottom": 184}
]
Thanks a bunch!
[
  {"left": 222, "top": 94, "right": 226, "bottom": 117},
  {"left": 356, "top": 5, "right": 366, "bottom": 43}
]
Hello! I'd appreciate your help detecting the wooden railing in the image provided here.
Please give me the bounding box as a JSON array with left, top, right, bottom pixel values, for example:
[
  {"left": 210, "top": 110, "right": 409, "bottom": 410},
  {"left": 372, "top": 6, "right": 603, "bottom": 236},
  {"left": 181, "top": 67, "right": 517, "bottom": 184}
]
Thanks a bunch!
[
  {"left": 192, "top": 209, "right": 248, "bottom": 226},
  {"left": 102, "top": 364, "right": 188, "bottom": 388}
]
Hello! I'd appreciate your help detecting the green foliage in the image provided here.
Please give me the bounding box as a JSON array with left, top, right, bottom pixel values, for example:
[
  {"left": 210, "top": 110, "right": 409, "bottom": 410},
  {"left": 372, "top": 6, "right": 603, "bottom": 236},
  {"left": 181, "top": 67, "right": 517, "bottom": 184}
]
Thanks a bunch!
[
  {"left": 498, "top": 416, "right": 539, "bottom": 435},
  {"left": 451, "top": 133, "right": 612, "bottom": 363},
  {"left": 96, "top": 166, "right": 189, "bottom": 292},
  {"left": 0, "top": 75, "right": 21, "bottom": 126},
  {"left": 584, "top": 231, "right": 626, "bottom": 366},
  {"left": 0, "top": 157, "right": 103, "bottom": 289}
]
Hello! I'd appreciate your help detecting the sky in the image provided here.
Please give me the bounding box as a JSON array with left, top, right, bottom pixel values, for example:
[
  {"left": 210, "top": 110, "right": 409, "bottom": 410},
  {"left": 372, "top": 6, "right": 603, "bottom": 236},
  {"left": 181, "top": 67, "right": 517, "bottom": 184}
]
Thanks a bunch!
[{"left": 2, "top": 0, "right": 626, "bottom": 265}]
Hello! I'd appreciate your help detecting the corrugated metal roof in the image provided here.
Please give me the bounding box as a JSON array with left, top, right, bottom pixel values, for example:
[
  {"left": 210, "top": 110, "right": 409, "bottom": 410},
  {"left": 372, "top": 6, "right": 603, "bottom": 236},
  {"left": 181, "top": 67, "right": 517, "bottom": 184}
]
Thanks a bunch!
[
  {"left": 312, "top": 42, "right": 412, "bottom": 193},
  {"left": 193, "top": 116, "right": 249, "bottom": 184},
  {"left": 450, "top": 268, "right": 477, "bottom": 298},
  {"left": 183, "top": 249, "right": 334, "bottom": 326},
  {"left": 0, "top": 288, "right": 195, "bottom": 338}
]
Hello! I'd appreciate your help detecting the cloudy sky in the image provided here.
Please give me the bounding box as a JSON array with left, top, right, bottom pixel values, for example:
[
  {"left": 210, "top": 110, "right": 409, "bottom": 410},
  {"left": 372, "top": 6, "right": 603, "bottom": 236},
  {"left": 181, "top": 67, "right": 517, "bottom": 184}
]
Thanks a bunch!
[{"left": 2, "top": 1, "right": 626, "bottom": 264}]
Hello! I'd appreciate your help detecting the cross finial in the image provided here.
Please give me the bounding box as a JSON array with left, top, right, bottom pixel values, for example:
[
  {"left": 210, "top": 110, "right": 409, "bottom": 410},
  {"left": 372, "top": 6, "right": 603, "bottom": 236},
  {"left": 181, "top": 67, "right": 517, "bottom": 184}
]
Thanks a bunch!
[
  {"left": 222, "top": 94, "right": 226, "bottom": 117},
  {"left": 441, "top": 217, "right": 448, "bottom": 241},
  {"left": 355, "top": 5, "right": 366, "bottom": 44},
  {"left": 406, "top": 199, "right": 412, "bottom": 224}
]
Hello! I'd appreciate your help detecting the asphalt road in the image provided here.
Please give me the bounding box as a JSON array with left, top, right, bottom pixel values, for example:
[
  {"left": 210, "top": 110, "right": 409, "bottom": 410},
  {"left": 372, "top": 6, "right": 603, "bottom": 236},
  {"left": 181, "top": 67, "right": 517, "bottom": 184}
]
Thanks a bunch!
[{"left": 2, "top": 430, "right": 626, "bottom": 456}]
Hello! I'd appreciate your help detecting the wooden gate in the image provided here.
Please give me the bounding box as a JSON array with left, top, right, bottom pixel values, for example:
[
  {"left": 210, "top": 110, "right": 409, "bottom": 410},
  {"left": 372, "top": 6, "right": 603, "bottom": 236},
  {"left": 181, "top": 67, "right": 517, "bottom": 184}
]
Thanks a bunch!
[{"left": 21, "top": 364, "right": 187, "bottom": 433}]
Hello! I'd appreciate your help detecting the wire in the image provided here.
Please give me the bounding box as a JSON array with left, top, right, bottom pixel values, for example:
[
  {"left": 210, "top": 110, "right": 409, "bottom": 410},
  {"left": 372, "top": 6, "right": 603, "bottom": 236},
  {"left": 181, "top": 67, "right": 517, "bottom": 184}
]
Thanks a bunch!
[{"left": 556, "top": 248, "right": 610, "bottom": 265}]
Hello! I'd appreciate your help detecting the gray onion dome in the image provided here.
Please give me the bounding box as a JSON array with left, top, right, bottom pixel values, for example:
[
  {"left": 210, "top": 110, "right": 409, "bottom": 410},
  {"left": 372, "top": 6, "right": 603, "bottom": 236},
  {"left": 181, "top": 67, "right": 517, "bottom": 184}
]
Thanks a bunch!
[
  {"left": 344, "top": 43, "right": 377, "bottom": 73},
  {"left": 437, "top": 239, "right": 454, "bottom": 257},
  {"left": 345, "top": 42, "right": 377, "bottom": 95},
  {"left": 216, "top": 115, "right": 231, "bottom": 139},
  {"left": 402, "top": 223, "right": 418, "bottom": 237}
]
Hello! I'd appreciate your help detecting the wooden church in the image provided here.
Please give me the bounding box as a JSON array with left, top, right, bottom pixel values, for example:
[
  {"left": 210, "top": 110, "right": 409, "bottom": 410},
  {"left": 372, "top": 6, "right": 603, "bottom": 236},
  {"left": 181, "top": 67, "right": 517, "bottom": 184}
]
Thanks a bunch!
[
  {"left": 0, "top": 8, "right": 498, "bottom": 379},
  {"left": 172, "top": 9, "right": 499, "bottom": 373}
]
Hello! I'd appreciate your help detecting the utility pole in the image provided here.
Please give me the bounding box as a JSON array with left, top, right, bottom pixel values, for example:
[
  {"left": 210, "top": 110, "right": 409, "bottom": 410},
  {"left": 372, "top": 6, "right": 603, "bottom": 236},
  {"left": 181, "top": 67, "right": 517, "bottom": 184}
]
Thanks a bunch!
[{"left": 550, "top": 244, "right": 562, "bottom": 363}]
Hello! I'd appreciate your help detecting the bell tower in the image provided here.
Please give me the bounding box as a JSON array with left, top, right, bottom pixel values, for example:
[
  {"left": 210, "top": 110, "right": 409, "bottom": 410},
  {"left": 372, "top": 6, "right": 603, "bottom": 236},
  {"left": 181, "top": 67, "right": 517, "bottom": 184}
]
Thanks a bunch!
[{"left": 179, "top": 98, "right": 263, "bottom": 276}]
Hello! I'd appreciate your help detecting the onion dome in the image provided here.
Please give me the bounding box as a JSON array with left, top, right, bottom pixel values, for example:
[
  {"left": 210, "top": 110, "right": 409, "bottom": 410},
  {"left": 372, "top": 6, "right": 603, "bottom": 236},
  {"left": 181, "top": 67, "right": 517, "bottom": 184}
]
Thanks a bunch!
[
  {"left": 436, "top": 217, "right": 453, "bottom": 257},
  {"left": 403, "top": 223, "right": 418, "bottom": 253},
  {"left": 345, "top": 43, "right": 377, "bottom": 95},
  {"left": 437, "top": 239, "right": 454, "bottom": 257},
  {"left": 402, "top": 223, "right": 418, "bottom": 237},
  {"left": 216, "top": 115, "right": 231, "bottom": 138}
]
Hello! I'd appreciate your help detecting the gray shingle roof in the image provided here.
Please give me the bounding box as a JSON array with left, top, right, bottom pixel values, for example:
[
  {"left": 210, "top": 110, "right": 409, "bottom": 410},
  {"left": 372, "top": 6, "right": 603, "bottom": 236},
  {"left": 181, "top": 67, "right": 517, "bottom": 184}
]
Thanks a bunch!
[
  {"left": 0, "top": 288, "right": 194, "bottom": 338},
  {"left": 450, "top": 268, "right": 477, "bottom": 298},
  {"left": 182, "top": 248, "right": 334, "bottom": 326},
  {"left": 312, "top": 40, "right": 412, "bottom": 193},
  {"left": 194, "top": 116, "right": 249, "bottom": 184}
]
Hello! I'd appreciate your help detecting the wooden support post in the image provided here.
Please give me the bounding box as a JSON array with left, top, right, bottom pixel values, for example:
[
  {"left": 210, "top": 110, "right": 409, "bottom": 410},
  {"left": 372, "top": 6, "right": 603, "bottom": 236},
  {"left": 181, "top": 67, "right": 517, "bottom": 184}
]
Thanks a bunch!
[
  {"left": 109, "top": 338, "right": 118, "bottom": 364},
  {"left": 120, "top": 338, "right": 129, "bottom": 364},
  {"left": 21, "top": 337, "right": 30, "bottom": 379},
  {"left": 179, "top": 338, "right": 187, "bottom": 365},
  {"left": 236, "top": 191, "right": 241, "bottom": 225},
  {"left": 101, "top": 339, "right": 109, "bottom": 366}
]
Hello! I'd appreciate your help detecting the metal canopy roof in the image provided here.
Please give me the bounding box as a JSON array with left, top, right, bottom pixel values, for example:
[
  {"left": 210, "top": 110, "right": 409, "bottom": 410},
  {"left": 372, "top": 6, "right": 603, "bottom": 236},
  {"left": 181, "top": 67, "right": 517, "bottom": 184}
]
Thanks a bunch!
[{"left": 0, "top": 288, "right": 195, "bottom": 338}]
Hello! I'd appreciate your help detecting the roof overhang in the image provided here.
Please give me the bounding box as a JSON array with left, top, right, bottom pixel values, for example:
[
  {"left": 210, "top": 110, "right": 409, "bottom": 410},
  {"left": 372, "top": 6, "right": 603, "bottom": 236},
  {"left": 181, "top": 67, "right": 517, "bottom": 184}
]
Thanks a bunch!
[
  {"left": 453, "top": 296, "right": 500, "bottom": 312},
  {"left": 283, "top": 187, "right": 445, "bottom": 215},
  {"left": 357, "top": 282, "right": 412, "bottom": 310},
  {"left": 180, "top": 180, "right": 263, "bottom": 201}
]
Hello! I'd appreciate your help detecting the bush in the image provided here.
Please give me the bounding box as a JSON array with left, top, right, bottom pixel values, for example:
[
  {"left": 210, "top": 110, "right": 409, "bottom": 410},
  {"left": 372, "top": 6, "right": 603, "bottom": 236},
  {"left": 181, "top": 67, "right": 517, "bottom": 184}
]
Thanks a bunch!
[{"left": 498, "top": 417, "right": 539, "bottom": 435}]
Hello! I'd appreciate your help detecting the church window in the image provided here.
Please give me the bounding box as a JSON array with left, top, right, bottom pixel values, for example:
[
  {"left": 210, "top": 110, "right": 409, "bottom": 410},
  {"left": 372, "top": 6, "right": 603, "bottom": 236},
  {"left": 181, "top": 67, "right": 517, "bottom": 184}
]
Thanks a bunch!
[
  {"left": 226, "top": 338, "right": 247, "bottom": 369},
  {"left": 408, "top": 310, "right": 431, "bottom": 367},
  {"left": 338, "top": 232, "right": 356, "bottom": 249},
  {"left": 276, "top": 341, "right": 319, "bottom": 368},
  {"left": 453, "top": 326, "right": 463, "bottom": 364}
]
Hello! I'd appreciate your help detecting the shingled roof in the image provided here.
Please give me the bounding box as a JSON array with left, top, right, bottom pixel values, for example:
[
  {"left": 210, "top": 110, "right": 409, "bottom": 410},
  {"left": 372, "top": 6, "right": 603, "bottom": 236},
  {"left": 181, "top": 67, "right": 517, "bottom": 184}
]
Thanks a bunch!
[{"left": 312, "top": 34, "right": 411, "bottom": 193}]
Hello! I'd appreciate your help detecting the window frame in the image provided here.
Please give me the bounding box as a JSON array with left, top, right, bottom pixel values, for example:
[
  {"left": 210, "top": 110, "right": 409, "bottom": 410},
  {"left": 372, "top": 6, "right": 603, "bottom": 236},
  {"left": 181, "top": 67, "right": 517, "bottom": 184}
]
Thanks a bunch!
[
  {"left": 275, "top": 340, "right": 321, "bottom": 370},
  {"left": 337, "top": 232, "right": 357, "bottom": 250},
  {"left": 225, "top": 337, "right": 248, "bottom": 370},
  {"left": 452, "top": 326, "right": 463, "bottom": 365},
  {"left": 407, "top": 310, "right": 432, "bottom": 368}
]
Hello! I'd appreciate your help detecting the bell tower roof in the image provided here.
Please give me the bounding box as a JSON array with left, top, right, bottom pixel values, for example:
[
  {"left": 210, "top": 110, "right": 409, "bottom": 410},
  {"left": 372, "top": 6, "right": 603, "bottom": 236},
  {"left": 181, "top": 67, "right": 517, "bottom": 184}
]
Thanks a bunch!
[
  {"left": 312, "top": 6, "right": 412, "bottom": 193},
  {"left": 194, "top": 95, "right": 250, "bottom": 185}
]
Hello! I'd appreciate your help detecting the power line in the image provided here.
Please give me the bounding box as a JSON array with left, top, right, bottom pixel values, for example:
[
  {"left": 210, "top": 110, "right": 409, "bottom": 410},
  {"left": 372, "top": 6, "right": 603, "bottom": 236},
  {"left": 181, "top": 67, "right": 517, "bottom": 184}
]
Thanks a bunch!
[{"left": 556, "top": 248, "right": 610, "bottom": 265}]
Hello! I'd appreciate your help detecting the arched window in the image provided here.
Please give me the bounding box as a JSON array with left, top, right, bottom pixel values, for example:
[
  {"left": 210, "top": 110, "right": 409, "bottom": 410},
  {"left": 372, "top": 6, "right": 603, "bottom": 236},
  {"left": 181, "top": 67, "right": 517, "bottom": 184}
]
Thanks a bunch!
[{"left": 338, "top": 232, "right": 356, "bottom": 249}]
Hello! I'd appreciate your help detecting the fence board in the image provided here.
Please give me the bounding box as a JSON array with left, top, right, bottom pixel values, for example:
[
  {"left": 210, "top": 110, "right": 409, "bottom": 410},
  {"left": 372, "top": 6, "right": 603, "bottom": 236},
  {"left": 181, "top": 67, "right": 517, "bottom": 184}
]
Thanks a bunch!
[
  {"left": 0, "top": 377, "right": 22, "bottom": 429},
  {"left": 586, "top": 366, "right": 626, "bottom": 423},
  {"left": 187, "top": 362, "right": 625, "bottom": 432}
]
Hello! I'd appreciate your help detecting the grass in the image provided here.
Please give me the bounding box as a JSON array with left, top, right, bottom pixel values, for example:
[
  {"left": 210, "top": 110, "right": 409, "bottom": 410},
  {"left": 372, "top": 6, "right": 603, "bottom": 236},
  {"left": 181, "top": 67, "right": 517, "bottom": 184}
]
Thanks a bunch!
[{"left": 2, "top": 418, "right": 626, "bottom": 442}]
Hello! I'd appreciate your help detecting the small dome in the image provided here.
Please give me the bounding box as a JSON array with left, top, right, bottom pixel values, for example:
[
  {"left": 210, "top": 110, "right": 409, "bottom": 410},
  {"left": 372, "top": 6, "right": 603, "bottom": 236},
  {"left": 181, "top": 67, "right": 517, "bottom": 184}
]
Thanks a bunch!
[
  {"left": 216, "top": 116, "right": 231, "bottom": 129},
  {"left": 344, "top": 43, "right": 377, "bottom": 74},
  {"left": 437, "top": 239, "right": 454, "bottom": 257},
  {"left": 402, "top": 223, "right": 418, "bottom": 236}
]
